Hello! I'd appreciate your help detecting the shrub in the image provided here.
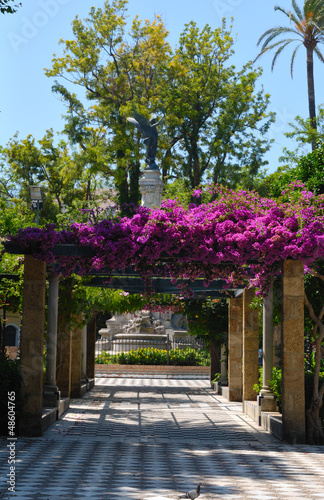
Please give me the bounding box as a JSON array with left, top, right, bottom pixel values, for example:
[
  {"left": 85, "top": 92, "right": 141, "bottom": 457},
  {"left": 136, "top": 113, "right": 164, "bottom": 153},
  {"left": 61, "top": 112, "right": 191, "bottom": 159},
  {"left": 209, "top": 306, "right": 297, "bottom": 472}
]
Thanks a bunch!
[
  {"left": 95, "top": 347, "right": 210, "bottom": 366},
  {"left": 269, "top": 367, "right": 282, "bottom": 409}
]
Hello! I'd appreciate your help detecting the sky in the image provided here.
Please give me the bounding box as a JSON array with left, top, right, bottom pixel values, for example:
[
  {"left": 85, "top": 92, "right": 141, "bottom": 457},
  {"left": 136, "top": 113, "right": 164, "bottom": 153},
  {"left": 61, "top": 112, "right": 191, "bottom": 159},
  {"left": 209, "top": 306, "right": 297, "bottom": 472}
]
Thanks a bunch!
[{"left": 1, "top": 0, "right": 324, "bottom": 174}]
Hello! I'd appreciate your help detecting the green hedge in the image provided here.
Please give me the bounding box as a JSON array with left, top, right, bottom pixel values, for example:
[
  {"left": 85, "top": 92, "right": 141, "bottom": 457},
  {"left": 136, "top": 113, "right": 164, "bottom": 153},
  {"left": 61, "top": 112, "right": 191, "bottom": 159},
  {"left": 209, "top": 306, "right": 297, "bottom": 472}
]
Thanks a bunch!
[{"left": 95, "top": 347, "right": 210, "bottom": 366}]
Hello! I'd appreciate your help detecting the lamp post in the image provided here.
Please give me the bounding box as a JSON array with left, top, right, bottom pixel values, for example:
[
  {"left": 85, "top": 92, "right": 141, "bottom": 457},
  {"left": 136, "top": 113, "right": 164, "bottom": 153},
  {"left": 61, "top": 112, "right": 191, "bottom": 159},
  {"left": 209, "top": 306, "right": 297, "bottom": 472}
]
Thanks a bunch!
[{"left": 29, "top": 186, "right": 44, "bottom": 225}]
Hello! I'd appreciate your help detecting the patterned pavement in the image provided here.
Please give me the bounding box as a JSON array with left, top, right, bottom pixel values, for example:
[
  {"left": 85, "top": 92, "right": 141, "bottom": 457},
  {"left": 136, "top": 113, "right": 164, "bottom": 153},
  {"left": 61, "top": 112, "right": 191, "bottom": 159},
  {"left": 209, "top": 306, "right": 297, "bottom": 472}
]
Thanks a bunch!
[{"left": 0, "top": 377, "right": 324, "bottom": 499}]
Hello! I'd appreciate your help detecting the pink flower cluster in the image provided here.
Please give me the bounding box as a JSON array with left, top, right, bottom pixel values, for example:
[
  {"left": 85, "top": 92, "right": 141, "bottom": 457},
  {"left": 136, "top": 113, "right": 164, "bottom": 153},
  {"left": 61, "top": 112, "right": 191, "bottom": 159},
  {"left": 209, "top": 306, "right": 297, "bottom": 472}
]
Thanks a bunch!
[{"left": 6, "top": 185, "right": 324, "bottom": 294}]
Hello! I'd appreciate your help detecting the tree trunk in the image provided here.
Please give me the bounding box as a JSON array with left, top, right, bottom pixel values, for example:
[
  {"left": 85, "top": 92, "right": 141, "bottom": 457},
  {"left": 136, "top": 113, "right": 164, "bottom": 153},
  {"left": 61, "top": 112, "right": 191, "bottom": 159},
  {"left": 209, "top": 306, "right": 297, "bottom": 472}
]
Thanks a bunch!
[
  {"left": 129, "top": 161, "right": 140, "bottom": 205},
  {"left": 306, "top": 399, "right": 324, "bottom": 445},
  {"left": 306, "top": 336, "right": 324, "bottom": 444},
  {"left": 306, "top": 45, "right": 317, "bottom": 150}
]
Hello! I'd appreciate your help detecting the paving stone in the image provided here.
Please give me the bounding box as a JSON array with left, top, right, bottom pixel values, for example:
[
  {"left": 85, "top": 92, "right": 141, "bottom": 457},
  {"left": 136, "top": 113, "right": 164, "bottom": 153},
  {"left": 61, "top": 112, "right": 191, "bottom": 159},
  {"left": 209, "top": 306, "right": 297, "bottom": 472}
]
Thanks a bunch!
[{"left": 1, "top": 378, "right": 324, "bottom": 499}]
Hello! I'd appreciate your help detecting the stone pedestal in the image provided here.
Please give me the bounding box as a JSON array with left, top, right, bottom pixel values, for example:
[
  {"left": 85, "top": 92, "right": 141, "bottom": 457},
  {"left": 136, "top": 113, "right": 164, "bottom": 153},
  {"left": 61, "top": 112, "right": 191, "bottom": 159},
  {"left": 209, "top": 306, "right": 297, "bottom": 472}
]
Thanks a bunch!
[
  {"left": 98, "top": 314, "right": 127, "bottom": 349},
  {"left": 243, "top": 288, "right": 259, "bottom": 402},
  {"left": 19, "top": 256, "right": 46, "bottom": 436},
  {"left": 228, "top": 296, "right": 243, "bottom": 401},
  {"left": 139, "top": 168, "right": 163, "bottom": 208},
  {"left": 281, "top": 260, "right": 305, "bottom": 444}
]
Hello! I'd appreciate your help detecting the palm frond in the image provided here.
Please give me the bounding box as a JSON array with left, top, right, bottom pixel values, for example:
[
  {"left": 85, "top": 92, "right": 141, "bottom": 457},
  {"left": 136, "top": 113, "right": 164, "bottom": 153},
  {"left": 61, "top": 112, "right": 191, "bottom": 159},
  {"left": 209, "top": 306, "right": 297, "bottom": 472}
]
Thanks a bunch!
[
  {"left": 290, "top": 43, "right": 302, "bottom": 77},
  {"left": 269, "top": 40, "right": 299, "bottom": 71},
  {"left": 274, "top": 5, "right": 301, "bottom": 25},
  {"left": 254, "top": 38, "right": 300, "bottom": 64},
  {"left": 257, "top": 26, "right": 301, "bottom": 50},
  {"left": 306, "top": 0, "right": 324, "bottom": 18},
  {"left": 314, "top": 45, "right": 324, "bottom": 63},
  {"left": 291, "top": 0, "right": 303, "bottom": 21},
  {"left": 256, "top": 0, "right": 324, "bottom": 82}
]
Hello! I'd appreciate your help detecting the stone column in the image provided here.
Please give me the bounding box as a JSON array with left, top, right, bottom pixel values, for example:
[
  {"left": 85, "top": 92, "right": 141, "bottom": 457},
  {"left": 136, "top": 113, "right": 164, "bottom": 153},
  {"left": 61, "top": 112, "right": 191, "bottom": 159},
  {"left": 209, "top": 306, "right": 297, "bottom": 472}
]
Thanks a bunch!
[
  {"left": 228, "top": 296, "right": 243, "bottom": 401},
  {"left": 81, "top": 324, "right": 87, "bottom": 382},
  {"left": 220, "top": 344, "right": 228, "bottom": 386},
  {"left": 43, "top": 272, "right": 60, "bottom": 406},
  {"left": 19, "top": 255, "right": 46, "bottom": 436},
  {"left": 87, "top": 316, "right": 96, "bottom": 382},
  {"left": 281, "top": 260, "right": 305, "bottom": 444},
  {"left": 139, "top": 168, "right": 164, "bottom": 208},
  {"left": 70, "top": 325, "right": 83, "bottom": 398},
  {"left": 258, "top": 286, "right": 277, "bottom": 411},
  {"left": 56, "top": 325, "right": 72, "bottom": 398},
  {"left": 242, "top": 288, "right": 259, "bottom": 402}
]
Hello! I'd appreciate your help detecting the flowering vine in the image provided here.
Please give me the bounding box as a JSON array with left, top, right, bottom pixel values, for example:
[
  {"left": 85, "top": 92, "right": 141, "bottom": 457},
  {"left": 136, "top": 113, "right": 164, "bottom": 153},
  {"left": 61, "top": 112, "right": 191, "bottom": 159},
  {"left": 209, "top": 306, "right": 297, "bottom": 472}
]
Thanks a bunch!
[{"left": 4, "top": 184, "right": 324, "bottom": 295}]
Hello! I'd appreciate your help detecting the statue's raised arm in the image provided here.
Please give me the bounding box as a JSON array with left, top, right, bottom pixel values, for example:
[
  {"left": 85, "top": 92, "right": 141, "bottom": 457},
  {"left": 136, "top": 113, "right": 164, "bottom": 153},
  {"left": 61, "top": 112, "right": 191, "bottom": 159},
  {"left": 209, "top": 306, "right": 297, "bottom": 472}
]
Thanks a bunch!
[{"left": 127, "top": 112, "right": 162, "bottom": 170}]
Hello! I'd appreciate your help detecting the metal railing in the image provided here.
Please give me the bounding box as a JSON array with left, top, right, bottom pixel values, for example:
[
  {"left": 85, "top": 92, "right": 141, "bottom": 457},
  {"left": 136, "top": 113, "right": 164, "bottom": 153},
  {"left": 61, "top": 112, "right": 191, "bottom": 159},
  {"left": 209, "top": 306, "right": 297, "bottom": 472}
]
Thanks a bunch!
[{"left": 95, "top": 334, "right": 209, "bottom": 365}]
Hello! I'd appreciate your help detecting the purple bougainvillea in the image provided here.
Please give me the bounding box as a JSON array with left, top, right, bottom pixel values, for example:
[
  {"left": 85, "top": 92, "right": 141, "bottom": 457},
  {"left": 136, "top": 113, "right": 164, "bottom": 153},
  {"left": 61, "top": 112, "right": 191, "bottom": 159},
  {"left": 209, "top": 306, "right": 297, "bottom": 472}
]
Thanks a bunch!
[{"left": 5, "top": 184, "right": 324, "bottom": 294}]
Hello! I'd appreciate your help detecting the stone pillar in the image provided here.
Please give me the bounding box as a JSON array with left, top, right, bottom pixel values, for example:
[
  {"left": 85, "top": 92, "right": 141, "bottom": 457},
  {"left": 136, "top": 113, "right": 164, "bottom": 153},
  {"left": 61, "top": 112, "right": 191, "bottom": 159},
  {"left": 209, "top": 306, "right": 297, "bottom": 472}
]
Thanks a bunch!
[
  {"left": 81, "top": 324, "right": 87, "bottom": 381},
  {"left": 87, "top": 316, "right": 96, "bottom": 381},
  {"left": 43, "top": 272, "right": 60, "bottom": 406},
  {"left": 19, "top": 255, "right": 46, "bottom": 436},
  {"left": 281, "top": 260, "right": 305, "bottom": 444},
  {"left": 258, "top": 286, "right": 277, "bottom": 411},
  {"left": 56, "top": 325, "right": 72, "bottom": 398},
  {"left": 70, "top": 325, "right": 83, "bottom": 398},
  {"left": 220, "top": 344, "right": 228, "bottom": 386},
  {"left": 242, "top": 288, "right": 259, "bottom": 402},
  {"left": 139, "top": 168, "right": 164, "bottom": 208},
  {"left": 228, "top": 296, "right": 243, "bottom": 401}
]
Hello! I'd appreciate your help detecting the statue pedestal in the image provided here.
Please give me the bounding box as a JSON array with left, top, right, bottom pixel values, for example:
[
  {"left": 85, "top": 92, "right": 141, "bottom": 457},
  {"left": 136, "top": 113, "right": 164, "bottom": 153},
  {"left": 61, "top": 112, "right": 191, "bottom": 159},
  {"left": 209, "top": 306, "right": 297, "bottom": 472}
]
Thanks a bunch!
[{"left": 139, "top": 168, "right": 163, "bottom": 208}]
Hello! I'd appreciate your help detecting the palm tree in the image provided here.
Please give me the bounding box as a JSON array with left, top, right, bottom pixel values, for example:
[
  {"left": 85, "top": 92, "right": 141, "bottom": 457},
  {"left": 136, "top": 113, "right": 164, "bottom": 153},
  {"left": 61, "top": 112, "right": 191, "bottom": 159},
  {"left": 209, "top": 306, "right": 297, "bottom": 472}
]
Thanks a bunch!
[{"left": 255, "top": 0, "right": 324, "bottom": 150}]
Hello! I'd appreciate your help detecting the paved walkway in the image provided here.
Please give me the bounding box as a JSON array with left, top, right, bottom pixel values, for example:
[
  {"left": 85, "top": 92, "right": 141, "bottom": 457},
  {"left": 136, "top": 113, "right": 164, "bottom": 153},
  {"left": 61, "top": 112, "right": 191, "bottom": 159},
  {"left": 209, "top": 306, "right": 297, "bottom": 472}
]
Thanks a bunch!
[{"left": 1, "top": 378, "right": 324, "bottom": 500}]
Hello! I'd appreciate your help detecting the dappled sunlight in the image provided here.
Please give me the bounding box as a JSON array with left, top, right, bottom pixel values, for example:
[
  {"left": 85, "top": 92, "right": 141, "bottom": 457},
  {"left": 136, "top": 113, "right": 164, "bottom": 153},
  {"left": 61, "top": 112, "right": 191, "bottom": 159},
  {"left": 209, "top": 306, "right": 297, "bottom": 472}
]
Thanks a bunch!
[{"left": 1, "top": 379, "right": 324, "bottom": 498}]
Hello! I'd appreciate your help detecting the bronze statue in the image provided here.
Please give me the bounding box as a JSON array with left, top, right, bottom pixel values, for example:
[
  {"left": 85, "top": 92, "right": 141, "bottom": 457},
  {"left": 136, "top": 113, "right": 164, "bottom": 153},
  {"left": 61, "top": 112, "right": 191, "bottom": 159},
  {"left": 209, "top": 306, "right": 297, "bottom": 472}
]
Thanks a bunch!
[{"left": 127, "top": 112, "right": 163, "bottom": 170}]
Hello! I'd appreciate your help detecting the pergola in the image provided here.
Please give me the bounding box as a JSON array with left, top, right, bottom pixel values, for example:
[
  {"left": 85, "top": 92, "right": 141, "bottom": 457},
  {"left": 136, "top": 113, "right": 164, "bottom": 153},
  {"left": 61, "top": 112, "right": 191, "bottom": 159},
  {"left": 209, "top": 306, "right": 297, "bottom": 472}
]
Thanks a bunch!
[{"left": 3, "top": 241, "right": 305, "bottom": 444}]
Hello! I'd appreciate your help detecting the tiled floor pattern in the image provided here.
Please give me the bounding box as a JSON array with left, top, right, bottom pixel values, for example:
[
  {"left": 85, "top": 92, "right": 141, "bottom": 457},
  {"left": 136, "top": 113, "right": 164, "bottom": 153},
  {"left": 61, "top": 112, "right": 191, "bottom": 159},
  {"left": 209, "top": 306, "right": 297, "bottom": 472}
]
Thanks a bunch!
[{"left": 0, "top": 378, "right": 324, "bottom": 499}]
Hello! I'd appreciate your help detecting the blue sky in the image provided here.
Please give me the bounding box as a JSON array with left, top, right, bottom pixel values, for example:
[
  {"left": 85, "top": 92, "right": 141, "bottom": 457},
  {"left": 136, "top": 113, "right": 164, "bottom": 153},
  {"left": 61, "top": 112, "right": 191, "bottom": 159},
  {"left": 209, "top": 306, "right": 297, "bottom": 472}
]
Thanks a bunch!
[{"left": 1, "top": 0, "right": 324, "bottom": 174}]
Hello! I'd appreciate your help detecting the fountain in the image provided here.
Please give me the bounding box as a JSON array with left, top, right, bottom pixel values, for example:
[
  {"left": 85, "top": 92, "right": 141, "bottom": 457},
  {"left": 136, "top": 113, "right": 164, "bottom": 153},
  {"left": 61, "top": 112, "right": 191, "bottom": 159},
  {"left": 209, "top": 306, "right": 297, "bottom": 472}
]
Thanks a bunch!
[{"left": 98, "top": 309, "right": 193, "bottom": 353}]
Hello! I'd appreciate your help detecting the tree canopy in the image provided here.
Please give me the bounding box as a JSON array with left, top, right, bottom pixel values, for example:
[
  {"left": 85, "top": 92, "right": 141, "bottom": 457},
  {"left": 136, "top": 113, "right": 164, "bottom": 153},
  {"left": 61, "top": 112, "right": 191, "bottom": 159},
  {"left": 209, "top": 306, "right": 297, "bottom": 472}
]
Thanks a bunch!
[
  {"left": 0, "top": 0, "right": 21, "bottom": 14},
  {"left": 44, "top": 0, "right": 274, "bottom": 201}
]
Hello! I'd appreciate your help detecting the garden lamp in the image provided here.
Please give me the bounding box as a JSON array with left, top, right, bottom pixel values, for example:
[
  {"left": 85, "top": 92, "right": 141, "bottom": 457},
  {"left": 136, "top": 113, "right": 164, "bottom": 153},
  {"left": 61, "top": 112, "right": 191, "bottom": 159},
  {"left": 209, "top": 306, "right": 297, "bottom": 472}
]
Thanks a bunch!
[{"left": 29, "top": 186, "right": 44, "bottom": 225}]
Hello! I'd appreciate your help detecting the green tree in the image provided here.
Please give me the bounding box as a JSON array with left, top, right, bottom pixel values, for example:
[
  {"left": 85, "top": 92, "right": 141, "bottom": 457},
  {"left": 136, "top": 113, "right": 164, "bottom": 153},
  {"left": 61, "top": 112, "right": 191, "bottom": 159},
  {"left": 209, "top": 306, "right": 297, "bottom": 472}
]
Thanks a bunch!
[
  {"left": 163, "top": 21, "right": 274, "bottom": 190},
  {"left": 0, "top": 0, "right": 21, "bottom": 14},
  {"left": 183, "top": 298, "right": 228, "bottom": 382},
  {"left": 278, "top": 105, "right": 324, "bottom": 164},
  {"left": 0, "top": 146, "right": 36, "bottom": 233},
  {"left": 255, "top": 0, "right": 324, "bottom": 150},
  {"left": 3, "top": 130, "right": 112, "bottom": 225},
  {"left": 45, "top": 0, "right": 171, "bottom": 206},
  {"left": 258, "top": 142, "right": 324, "bottom": 197},
  {"left": 45, "top": 0, "right": 273, "bottom": 198}
]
